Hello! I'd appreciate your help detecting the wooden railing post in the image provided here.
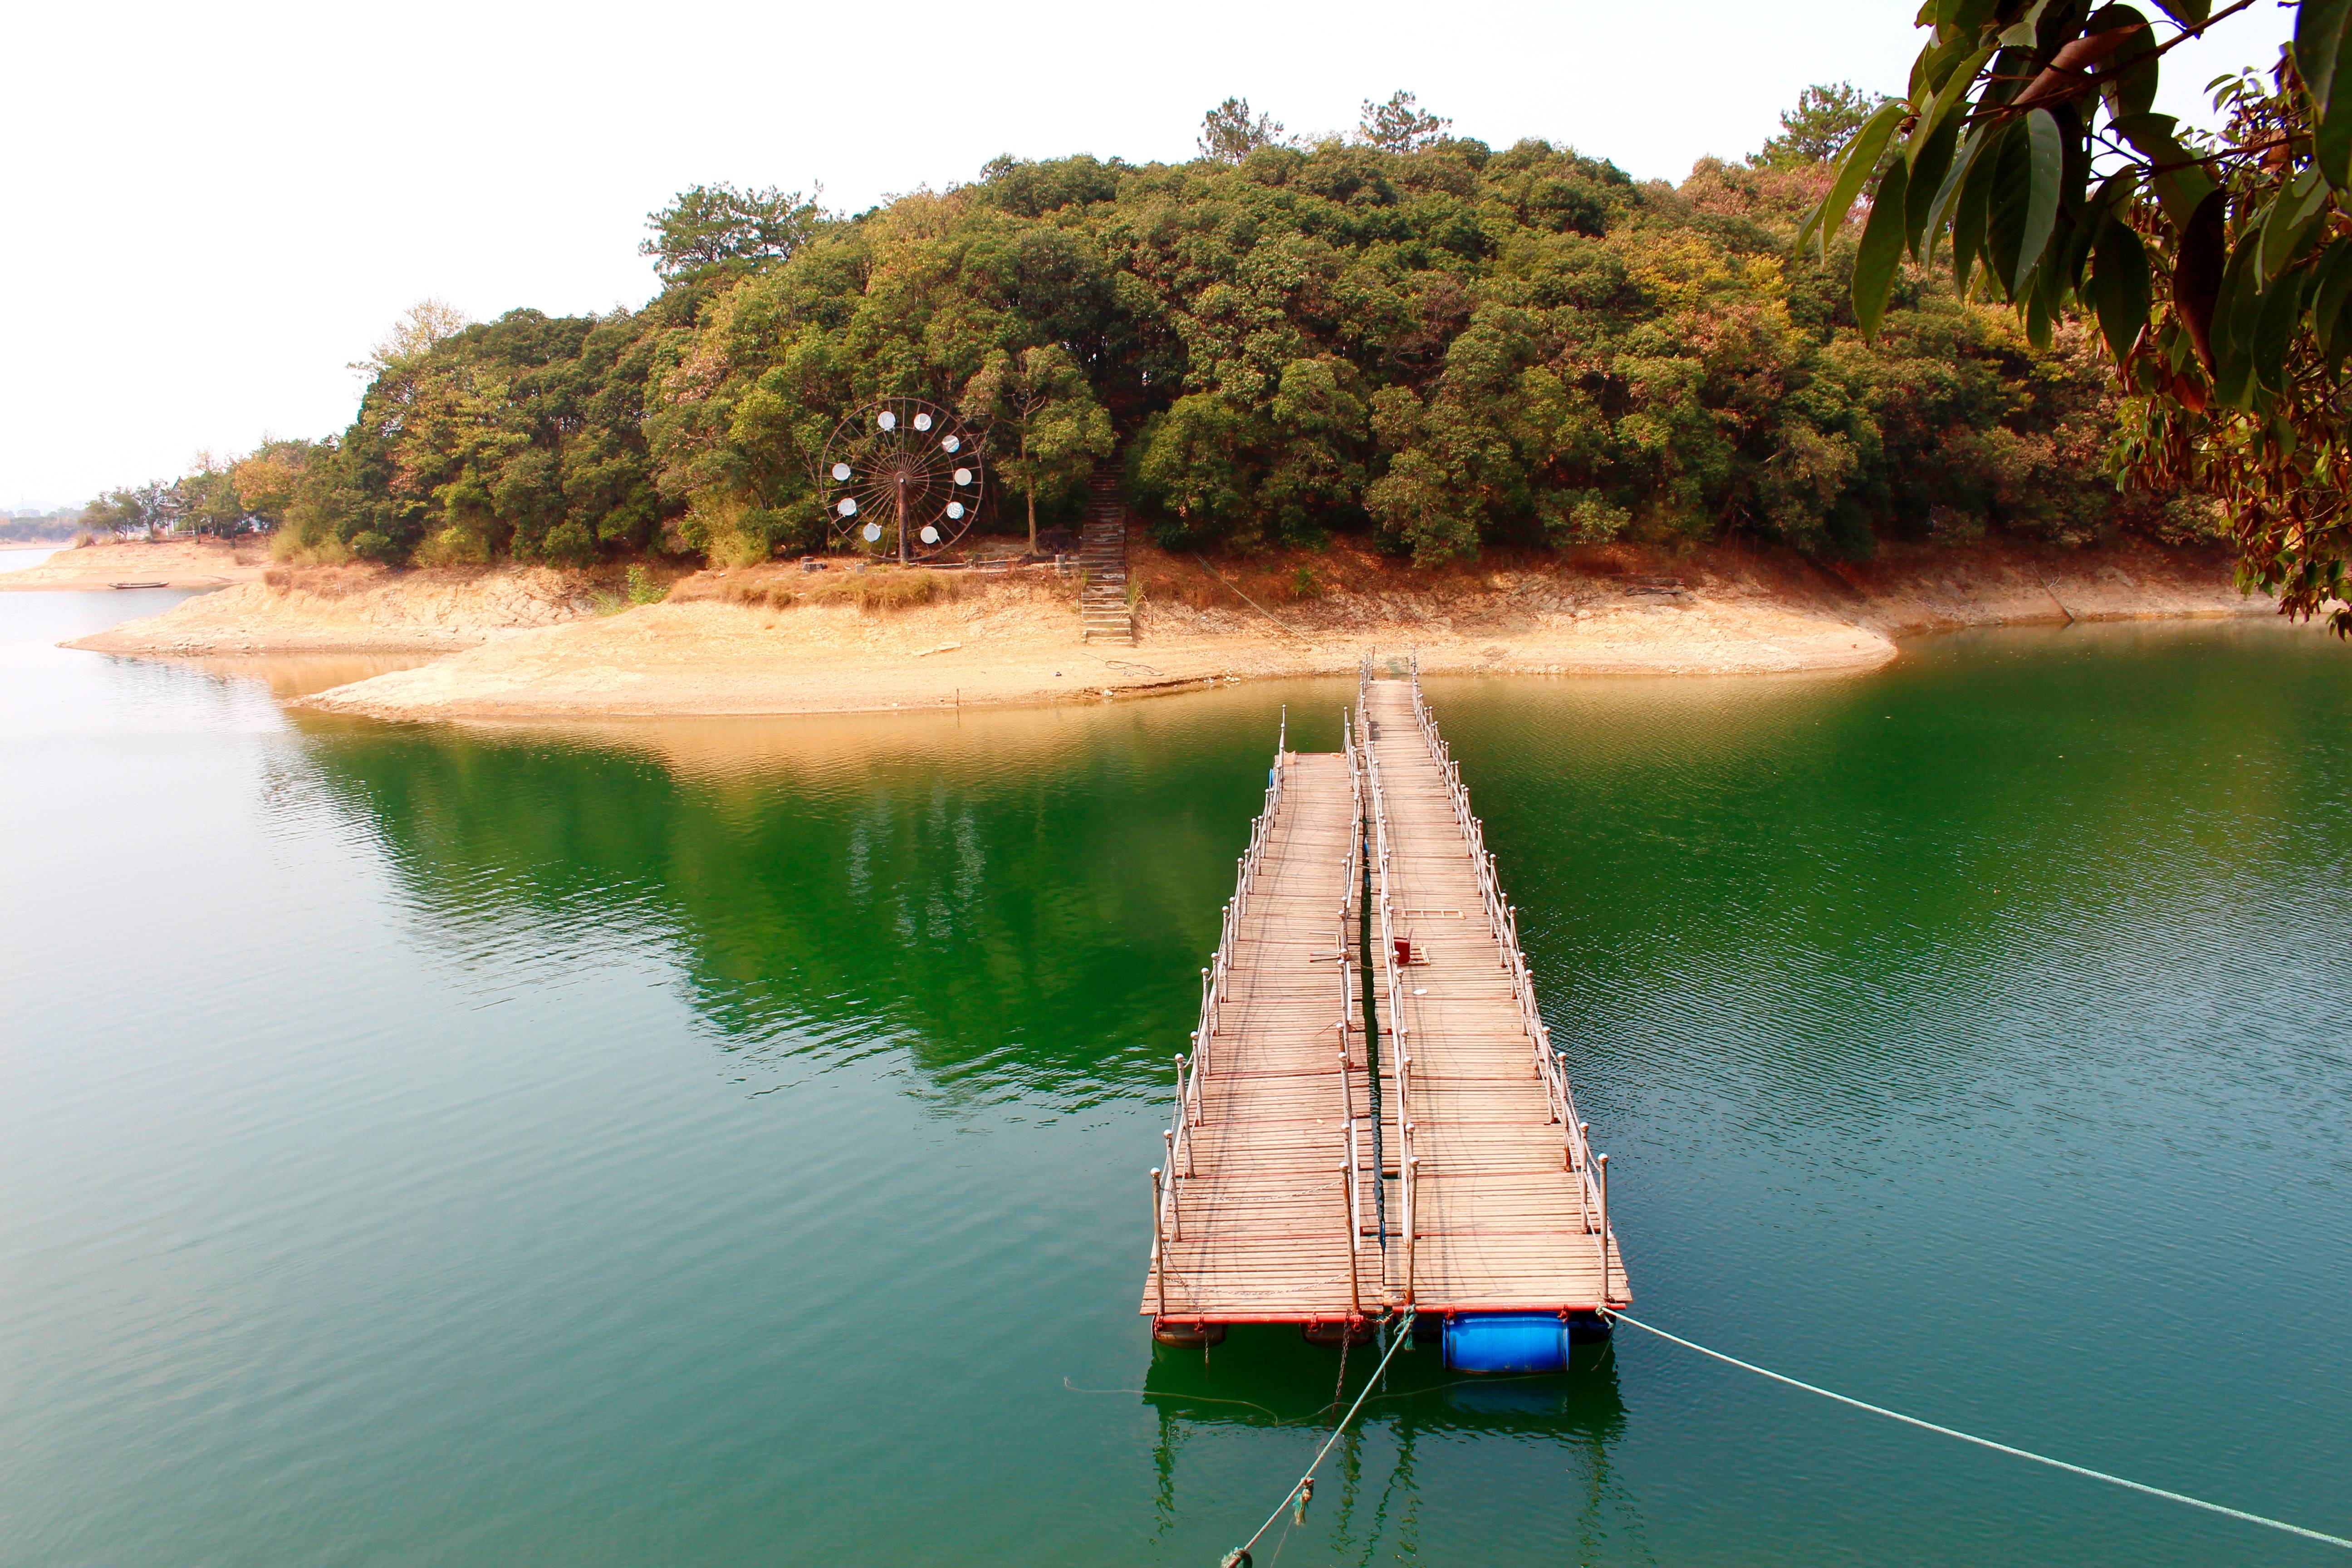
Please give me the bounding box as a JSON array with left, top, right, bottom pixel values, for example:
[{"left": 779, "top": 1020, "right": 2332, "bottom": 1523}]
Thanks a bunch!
[
  {"left": 1164, "top": 1130, "right": 1181, "bottom": 1239},
  {"left": 1150, "top": 1167, "right": 1168, "bottom": 1317},
  {"left": 1597, "top": 1152, "right": 1611, "bottom": 1300},
  {"left": 1176, "top": 1057, "right": 1197, "bottom": 1173},
  {"left": 1404, "top": 1155, "right": 1420, "bottom": 1301},
  {"left": 1343, "top": 1162, "right": 1362, "bottom": 1315}
]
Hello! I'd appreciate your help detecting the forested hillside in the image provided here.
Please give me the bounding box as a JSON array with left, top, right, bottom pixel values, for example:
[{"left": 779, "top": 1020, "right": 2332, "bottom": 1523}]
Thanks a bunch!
[{"left": 102, "top": 93, "right": 2219, "bottom": 568}]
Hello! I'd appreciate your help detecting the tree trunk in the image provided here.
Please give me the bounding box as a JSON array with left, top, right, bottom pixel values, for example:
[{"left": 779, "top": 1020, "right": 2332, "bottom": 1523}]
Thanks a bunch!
[{"left": 1022, "top": 429, "right": 1036, "bottom": 553}]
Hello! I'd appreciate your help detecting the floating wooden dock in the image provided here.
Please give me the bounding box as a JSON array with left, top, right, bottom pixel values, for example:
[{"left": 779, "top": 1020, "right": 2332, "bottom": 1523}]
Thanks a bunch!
[{"left": 1143, "top": 663, "right": 1629, "bottom": 1332}]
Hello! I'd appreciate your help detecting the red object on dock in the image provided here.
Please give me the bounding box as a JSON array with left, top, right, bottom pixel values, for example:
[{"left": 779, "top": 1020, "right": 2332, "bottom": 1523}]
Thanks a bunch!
[{"left": 1394, "top": 937, "right": 1412, "bottom": 967}]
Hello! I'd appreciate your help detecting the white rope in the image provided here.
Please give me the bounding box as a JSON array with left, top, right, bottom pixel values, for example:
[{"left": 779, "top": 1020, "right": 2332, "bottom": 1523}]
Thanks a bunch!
[
  {"left": 1226, "top": 1309, "right": 1417, "bottom": 1565},
  {"left": 1606, "top": 1310, "right": 2352, "bottom": 1552}
]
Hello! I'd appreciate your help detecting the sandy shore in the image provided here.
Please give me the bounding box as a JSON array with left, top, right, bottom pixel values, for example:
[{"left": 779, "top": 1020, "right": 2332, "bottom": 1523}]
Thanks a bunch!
[
  {"left": 59, "top": 537, "right": 2270, "bottom": 722},
  {"left": 0, "top": 538, "right": 270, "bottom": 591},
  {"left": 66, "top": 563, "right": 607, "bottom": 654}
]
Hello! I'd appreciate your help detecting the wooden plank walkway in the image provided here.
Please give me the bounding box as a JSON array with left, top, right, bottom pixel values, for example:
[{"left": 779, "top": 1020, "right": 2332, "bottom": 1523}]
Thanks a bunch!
[{"left": 1144, "top": 671, "right": 1629, "bottom": 1328}]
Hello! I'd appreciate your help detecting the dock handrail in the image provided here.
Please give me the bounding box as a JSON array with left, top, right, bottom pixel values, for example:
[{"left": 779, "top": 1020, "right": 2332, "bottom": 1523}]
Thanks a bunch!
[
  {"left": 1402, "top": 670, "right": 1611, "bottom": 1272},
  {"left": 1355, "top": 686, "right": 1417, "bottom": 1298},
  {"left": 1157, "top": 718, "right": 1290, "bottom": 1264}
]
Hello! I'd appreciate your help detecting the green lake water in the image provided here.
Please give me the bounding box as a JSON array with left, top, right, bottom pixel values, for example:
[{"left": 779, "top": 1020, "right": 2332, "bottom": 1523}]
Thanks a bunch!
[{"left": 3, "top": 573, "right": 2347, "bottom": 1566}]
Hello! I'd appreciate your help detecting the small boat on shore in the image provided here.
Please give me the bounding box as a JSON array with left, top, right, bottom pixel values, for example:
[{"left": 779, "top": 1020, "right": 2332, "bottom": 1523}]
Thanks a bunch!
[{"left": 110, "top": 581, "right": 167, "bottom": 589}]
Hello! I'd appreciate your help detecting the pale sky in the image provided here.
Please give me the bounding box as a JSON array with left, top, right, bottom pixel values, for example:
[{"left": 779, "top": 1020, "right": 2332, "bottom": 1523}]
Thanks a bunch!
[{"left": 1, "top": 0, "right": 2291, "bottom": 511}]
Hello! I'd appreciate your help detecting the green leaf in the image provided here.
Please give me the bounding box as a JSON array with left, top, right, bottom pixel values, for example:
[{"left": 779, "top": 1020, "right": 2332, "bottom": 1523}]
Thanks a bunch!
[
  {"left": 2211, "top": 351, "right": 2255, "bottom": 411},
  {"left": 1915, "top": 32, "right": 1979, "bottom": 98},
  {"left": 2056, "top": 206, "right": 2097, "bottom": 294},
  {"left": 2092, "top": 218, "right": 2150, "bottom": 360},
  {"left": 2112, "top": 112, "right": 2219, "bottom": 227},
  {"left": 2313, "top": 239, "right": 2352, "bottom": 347},
  {"left": 2089, "top": 169, "right": 2140, "bottom": 215},
  {"left": 2012, "top": 108, "right": 2064, "bottom": 295},
  {"left": 2211, "top": 231, "right": 2264, "bottom": 374},
  {"left": 1855, "top": 159, "right": 1912, "bottom": 338},
  {"left": 2257, "top": 167, "right": 2331, "bottom": 280},
  {"left": 2095, "top": 5, "right": 2160, "bottom": 121},
  {"left": 2249, "top": 270, "right": 2307, "bottom": 392},
  {"left": 1800, "top": 100, "right": 1910, "bottom": 261},
  {"left": 2150, "top": 0, "right": 2208, "bottom": 24},
  {"left": 2025, "top": 275, "right": 2056, "bottom": 349},
  {"left": 1999, "top": 1, "right": 2052, "bottom": 47},
  {"left": 1913, "top": 44, "right": 1995, "bottom": 162},
  {"left": 2037, "top": 225, "right": 2073, "bottom": 315},
  {"left": 1984, "top": 128, "right": 2032, "bottom": 298},
  {"left": 1954, "top": 121, "right": 2012, "bottom": 294},
  {"left": 1906, "top": 115, "right": 1961, "bottom": 256},
  {"left": 2319, "top": 70, "right": 2352, "bottom": 189},
  {"left": 1924, "top": 125, "right": 1988, "bottom": 260},
  {"left": 2293, "top": 0, "right": 2350, "bottom": 114}
]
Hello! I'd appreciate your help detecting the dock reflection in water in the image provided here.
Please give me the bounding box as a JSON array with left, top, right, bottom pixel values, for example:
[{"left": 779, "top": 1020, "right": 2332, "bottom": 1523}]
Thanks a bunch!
[{"left": 1139, "top": 1328, "right": 1630, "bottom": 1558}]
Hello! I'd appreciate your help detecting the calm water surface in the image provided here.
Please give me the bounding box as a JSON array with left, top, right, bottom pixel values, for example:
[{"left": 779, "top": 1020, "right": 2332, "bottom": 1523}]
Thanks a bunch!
[{"left": 2, "top": 584, "right": 2347, "bottom": 1567}]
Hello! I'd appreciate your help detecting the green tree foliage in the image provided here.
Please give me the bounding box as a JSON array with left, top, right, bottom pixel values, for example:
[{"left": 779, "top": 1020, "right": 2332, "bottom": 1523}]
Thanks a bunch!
[
  {"left": 128, "top": 88, "right": 2211, "bottom": 573},
  {"left": 1359, "top": 91, "right": 1454, "bottom": 153},
  {"left": 1752, "top": 83, "right": 1895, "bottom": 168},
  {"left": 350, "top": 298, "right": 469, "bottom": 380},
  {"left": 1811, "top": 0, "right": 2352, "bottom": 634},
  {"left": 77, "top": 441, "right": 329, "bottom": 544},
  {"left": 173, "top": 458, "right": 246, "bottom": 536},
  {"left": 227, "top": 439, "right": 322, "bottom": 531},
  {"left": 79, "top": 483, "right": 173, "bottom": 538},
  {"left": 273, "top": 309, "right": 658, "bottom": 564},
  {"left": 963, "top": 345, "right": 1114, "bottom": 550},
  {"left": 1199, "top": 98, "right": 1288, "bottom": 163},
  {"left": 642, "top": 183, "right": 823, "bottom": 287}
]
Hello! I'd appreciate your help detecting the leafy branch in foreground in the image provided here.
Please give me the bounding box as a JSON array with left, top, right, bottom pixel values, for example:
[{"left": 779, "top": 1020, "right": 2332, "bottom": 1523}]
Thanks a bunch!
[{"left": 1806, "top": 0, "right": 2352, "bottom": 634}]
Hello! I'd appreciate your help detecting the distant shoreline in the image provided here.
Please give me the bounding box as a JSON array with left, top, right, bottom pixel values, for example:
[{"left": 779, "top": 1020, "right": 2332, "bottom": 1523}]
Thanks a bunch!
[
  {"left": 48, "top": 536, "right": 2277, "bottom": 724},
  {"left": 0, "top": 538, "right": 269, "bottom": 591}
]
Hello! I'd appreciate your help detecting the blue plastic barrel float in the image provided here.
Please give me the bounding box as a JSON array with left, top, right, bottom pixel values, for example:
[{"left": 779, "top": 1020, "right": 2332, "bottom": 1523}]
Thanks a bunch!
[{"left": 1442, "top": 1313, "right": 1570, "bottom": 1373}]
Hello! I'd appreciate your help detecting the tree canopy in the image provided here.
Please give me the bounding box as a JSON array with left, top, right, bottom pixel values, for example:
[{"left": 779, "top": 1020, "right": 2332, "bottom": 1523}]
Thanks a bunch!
[
  {"left": 1199, "top": 98, "right": 1288, "bottom": 163},
  {"left": 642, "top": 184, "right": 824, "bottom": 286},
  {"left": 1753, "top": 84, "right": 1894, "bottom": 169},
  {"left": 1810, "top": 0, "right": 2351, "bottom": 634},
  {"left": 124, "top": 88, "right": 2236, "bottom": 578}
]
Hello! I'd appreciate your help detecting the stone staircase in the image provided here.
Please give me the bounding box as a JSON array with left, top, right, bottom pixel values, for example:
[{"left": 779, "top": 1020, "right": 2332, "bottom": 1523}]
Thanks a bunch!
[{"left": 1078, "top": 469, "right": 1134, "bottom": 643}]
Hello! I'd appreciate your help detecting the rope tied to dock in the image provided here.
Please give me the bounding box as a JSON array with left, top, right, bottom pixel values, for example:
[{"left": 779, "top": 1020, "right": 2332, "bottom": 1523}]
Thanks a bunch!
[
  {"left": 1604, "top": 1309, "right": 2352, "bottom": 1553},
  {"left": 1220, "top": 1308, "right": 1416, "bottom": 1568}
]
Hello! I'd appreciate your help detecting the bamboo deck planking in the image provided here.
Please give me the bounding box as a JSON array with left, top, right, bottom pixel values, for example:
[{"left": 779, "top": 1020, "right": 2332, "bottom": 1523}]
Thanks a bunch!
[{"left": 1142, "top": 674, "right": 1629, "bottom": 1324}]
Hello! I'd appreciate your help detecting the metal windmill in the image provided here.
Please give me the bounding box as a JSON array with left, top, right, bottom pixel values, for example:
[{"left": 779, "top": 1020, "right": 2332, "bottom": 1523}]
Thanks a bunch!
[{"left": 821, "top": 398, "right": 986, "bottom": 564}]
